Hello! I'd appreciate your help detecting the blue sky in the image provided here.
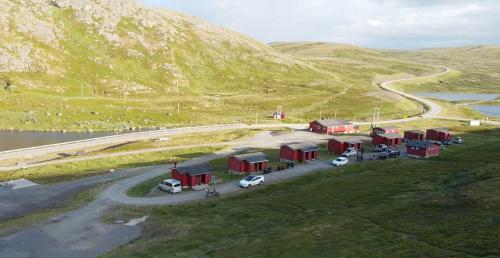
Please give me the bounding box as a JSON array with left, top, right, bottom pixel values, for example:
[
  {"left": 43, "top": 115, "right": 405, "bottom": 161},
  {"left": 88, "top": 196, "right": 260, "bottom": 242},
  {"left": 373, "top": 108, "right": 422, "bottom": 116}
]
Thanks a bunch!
[{"left": 141, "top": 0, "right": 500, "bottom": 49}]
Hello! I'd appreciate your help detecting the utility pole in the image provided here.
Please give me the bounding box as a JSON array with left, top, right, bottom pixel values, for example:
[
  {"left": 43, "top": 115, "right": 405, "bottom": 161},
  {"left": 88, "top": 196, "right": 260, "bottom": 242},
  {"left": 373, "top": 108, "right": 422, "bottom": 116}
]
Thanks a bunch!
[
  {"left": 255, "top": 110, "right": 258, "bottom": 125},
  {"left": 215, "top": 95, "right": 220, "bottom": 110},
  {"left": 177, "top": 103, "right": 180, "bottom": 114},
  {"left": 334, "top": 110, "right": 337, "bottom": 119}
]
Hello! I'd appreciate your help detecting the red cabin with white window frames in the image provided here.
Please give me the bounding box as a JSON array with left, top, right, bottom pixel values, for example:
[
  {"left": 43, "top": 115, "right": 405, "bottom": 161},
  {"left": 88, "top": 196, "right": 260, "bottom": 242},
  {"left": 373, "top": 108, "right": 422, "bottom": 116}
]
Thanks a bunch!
[{"left": 309, "top": 119, "right": 358, "bottom": 135}]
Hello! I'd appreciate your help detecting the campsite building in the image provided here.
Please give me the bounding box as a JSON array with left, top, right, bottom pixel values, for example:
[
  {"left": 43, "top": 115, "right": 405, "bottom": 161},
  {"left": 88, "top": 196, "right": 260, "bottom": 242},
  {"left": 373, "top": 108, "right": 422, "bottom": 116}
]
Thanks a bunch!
[
  {"left": 280, "top": 143, "right": 320, "bottom": 162},
  {"left": 309, "top": 119, "right": 358, "bottom": 135},
  {"left": 228, "top": 152, "right": 268, "bottom": 174},
  {"left": 372, "top": 133, "right": 403, "bottom": 146},
  {"left": 426, "top": 128, "right": 452, "bottom": 141},
  {"left": 406, "top": 140, "right": 440, "bottom": 158},
  {"left": 171, "top": 163, "right": 212, "bottom": 188},
  {"left": 372, "top": 126, "right": 399, "bottom": 136},
  {"left": 404, "top": 130, "right": 426, "bottom": 141},
  {"left": 328, "top": 138, "right": 363, "bottom": 155}
]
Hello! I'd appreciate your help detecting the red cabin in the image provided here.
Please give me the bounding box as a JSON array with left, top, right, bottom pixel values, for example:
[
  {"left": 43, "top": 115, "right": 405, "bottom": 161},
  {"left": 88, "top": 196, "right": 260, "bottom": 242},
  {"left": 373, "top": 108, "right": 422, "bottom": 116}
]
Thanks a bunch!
[
  {"left": 171, "top": 163, "right": 212, "bottom": 188},
  {"left": 372, "top": 133, "right": 402, "bottom": 146},
  {"left": 426, "top": 128, "right": 452, "bottom": 141},
  {"left": 406, "top": 140, "right": 440, "bottom": 158},
  {"left": 404, "top": 130, "right": 425, "bottom": 141},
  {"left": 309, "top": 119, "right": 358, "bottom": 135},
  {"left": 228, "top": 152, "right": 268, "bottom": 174},
  {"left": 280, "top": 143, "right": 319, "bottom": 162},
  {"left": 328, "top": 138, "right": 363, "bottom": 155},
  {"left": 372, "top": 126, "right": 399, "bottom": 136}
]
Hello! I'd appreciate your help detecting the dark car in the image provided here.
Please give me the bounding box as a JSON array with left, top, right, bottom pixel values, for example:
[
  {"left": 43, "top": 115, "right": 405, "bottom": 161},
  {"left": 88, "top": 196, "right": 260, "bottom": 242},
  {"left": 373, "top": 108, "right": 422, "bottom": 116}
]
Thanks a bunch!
[
  {"left": 442, "top": 139, "right": 452, "bottom": 145},
  {"left": 387, "top": 149, "right": 401, "bottom": 158},
  {"left": 377, "top": 152, "right": 389, "bottom": 160},
  {"left": 374, "top": 144, "right": 388, "bottom": 152}
]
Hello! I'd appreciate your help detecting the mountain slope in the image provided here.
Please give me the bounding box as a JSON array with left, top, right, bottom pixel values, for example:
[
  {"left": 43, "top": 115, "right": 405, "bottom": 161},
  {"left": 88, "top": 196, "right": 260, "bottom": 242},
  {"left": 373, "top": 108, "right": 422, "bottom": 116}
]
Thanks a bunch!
[{"left": 0, "top": 1, "right": 434, "bottom": 131}]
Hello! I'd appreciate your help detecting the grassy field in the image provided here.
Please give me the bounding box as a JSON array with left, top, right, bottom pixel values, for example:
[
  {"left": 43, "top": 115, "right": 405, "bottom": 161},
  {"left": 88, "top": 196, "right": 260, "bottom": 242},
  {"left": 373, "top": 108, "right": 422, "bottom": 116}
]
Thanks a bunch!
[
  {"left": 0, "top": 146, "right": 227, "bottom": 184},
  {"left": 387, "top": 46, "right": 500, "bottom": 94},
  {"left": 104, "top": 124, "right": 500, "bottom": 257}
]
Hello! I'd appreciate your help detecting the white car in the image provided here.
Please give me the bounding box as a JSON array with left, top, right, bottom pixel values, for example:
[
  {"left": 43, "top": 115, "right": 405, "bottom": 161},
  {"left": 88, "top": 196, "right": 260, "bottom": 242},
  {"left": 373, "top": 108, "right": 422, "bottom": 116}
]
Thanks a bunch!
[
  {"left": 332, "top": 157, "right": 349, "bottom": 166},
  {"left": 239, "top": 175, "right": 265, "bottom": 188},
  {"left": 342, "top": 148, "right": 358, "bottom": 157},
  {"left": 159, "top": 179, "right": 183, "bottom": 194}
]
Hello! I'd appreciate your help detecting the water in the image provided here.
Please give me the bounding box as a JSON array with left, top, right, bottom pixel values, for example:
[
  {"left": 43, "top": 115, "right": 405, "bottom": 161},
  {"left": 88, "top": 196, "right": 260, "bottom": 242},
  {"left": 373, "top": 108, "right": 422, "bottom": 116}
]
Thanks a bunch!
[
  {"left": 472, "top": 105, "right": 500, "bottom": 118},
  {"left": 414, "top": 92, "right": 498, "bottom": 101},
  {"left": 0, "top": 131, "right": 123, "bottom": 152}
]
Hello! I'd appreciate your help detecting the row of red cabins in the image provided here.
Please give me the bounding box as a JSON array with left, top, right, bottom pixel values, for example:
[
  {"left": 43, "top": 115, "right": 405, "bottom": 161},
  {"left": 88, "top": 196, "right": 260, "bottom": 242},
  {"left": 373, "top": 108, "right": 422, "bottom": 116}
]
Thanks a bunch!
[{"left": 171, "top": 123, "right": 453, "bottom": 188}]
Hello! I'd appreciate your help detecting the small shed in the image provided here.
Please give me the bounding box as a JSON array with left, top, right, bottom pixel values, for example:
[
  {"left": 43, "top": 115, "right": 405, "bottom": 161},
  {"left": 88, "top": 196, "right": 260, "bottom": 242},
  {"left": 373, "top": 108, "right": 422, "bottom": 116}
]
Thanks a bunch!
[
  {"left": 228, "top": 152, "right": 268, "bottom": 174},
  {"left": 426, "top": 128, "right": 452, "bottom": 141},
  {"left": 404, "top": 130, "right": 425, "bottom": 141},
  {"left": 280, "top": 143, "right": 320, "bottom": 162},
  {"left": 372, "top": 133, "right": 402, "bottom": 146},
  {"left": 171, "top": 163, "right": 212, "bottom": 188},
  {"left": 328, "top": 138, "right": 363, "bottom": 155},
  {"left": 309, "top": 119, "right": 359, "bottom": 135},
  {"left": 372, "top": 126, "right": 399, "bottom": 136},
  {"left": 406, "top": 140, "right": 440, "bottom": 158}
]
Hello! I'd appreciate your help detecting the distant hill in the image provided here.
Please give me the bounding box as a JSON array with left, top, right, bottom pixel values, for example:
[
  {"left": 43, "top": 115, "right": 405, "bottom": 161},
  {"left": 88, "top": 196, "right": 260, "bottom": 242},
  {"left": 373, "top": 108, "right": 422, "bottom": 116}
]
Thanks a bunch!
[{"left": 0, "top": 1, "right": 435, "bottom": 131}]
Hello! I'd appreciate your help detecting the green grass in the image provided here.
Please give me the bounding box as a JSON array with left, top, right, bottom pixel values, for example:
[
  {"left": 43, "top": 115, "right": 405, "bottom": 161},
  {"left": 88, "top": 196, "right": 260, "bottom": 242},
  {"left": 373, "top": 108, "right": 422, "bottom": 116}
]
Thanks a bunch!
[
  {"left": 127, "top": 175, "right": 166, "bottom": 197},
  {"left": 104, "top": 127, "right": 500, "bottom": 257},
  {"left": 0, "top": 146, "right": 227, "bottom": 184}
]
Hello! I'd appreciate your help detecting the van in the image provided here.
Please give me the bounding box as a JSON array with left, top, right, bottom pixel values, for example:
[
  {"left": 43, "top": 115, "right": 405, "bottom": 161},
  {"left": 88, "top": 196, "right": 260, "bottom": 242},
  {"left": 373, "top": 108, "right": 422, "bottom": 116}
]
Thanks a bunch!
[{"left": 158, "top": 179, "right": 182, "bottom": 194}]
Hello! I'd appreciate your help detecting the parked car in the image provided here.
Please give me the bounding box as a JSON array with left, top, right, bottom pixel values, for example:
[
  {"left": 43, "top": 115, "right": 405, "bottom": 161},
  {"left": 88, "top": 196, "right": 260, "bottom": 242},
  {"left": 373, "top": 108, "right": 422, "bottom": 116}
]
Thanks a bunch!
[
  {"left": 239, "top": 175, "right": 265, "bottom": 188},
  {"left": 374, "top": 144, "right": 388, "bottom": 152},
  {"left": 387, "top": 149, "right": 401, "bottom": 158},
  {"left": 377, "top": 152, "right": 389, "bottom": 160},
  {"left": 453, "top": 137, "right": 464, "bottom": 144},
  {"left": 159, "top": 179, "right": 182, "bottom": 194},
  {"left": 442, "top": 139, "right": 452, "bottom": 145},
  {"left": 332, "top": 157, "right": 349, "bottom": 166},
  {"left": 342, "top": 148, "right": 358, "bottom": 157}
]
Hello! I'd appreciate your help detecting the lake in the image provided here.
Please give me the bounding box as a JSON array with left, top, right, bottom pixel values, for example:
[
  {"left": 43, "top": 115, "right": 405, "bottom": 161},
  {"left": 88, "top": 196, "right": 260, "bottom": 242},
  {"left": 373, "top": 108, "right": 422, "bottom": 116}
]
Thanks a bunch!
[
  {"left": 0, "top": 131, "right": 123, "bottom": 152},
  {"left": 471, "top": 105, "right": 500, "bottom": 118},
  {"left": 414, "top": 92, "right": 499, "bottom": 101}
]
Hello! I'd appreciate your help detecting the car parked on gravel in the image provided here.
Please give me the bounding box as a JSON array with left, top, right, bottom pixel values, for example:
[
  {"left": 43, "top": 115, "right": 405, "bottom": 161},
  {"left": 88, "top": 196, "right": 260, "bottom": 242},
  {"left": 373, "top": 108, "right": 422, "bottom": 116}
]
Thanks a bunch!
[
  {"left": 374, "top": 144, "right": 388, "bottom": 152},
  {"left": 239, "top": 175, "right": 265, "bottom": 188},
  {"left": 442, "top": 139, "right": 452, "bottom": 145},
  {"left": 453, "top": 137, "right": 464, "bottom": 144},
  {"left": 332, "top": 157, "right": 349, "bottom": 166},
  {"left": 387, "top": 149, "right": 401, "bottom": 158},
  {"left": 342, "top": 148, "right": 358, "bottom": 157},
  {"left": 159, "top": 179, "right": 182, "bottom": 194}
]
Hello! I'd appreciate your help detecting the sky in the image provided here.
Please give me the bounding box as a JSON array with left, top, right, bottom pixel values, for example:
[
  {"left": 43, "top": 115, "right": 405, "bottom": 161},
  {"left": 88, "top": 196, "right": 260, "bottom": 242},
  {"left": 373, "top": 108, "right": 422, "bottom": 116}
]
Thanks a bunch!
[{"left": 141, "top": 0, "right": 500, "bottom": 49}]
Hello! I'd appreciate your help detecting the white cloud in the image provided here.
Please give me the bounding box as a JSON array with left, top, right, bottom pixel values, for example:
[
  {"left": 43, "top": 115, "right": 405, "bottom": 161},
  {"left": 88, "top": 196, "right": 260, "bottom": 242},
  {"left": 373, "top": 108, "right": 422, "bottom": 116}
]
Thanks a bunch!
[{"left": 141, "top": 0, "right": 500, "bottom": 49}]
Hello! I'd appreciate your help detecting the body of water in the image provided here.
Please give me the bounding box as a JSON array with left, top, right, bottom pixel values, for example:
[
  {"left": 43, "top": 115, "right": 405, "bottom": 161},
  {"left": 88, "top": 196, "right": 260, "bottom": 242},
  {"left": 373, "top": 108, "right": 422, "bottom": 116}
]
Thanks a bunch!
[
  {"left": 414, "top": 92, "right": 498, "bottom": 101},
  {"left": 472, "top": 105, "right": 500, "bottom": 118},
  {"left": 0, "top": 131, "right": 127, "bottom": 152}
]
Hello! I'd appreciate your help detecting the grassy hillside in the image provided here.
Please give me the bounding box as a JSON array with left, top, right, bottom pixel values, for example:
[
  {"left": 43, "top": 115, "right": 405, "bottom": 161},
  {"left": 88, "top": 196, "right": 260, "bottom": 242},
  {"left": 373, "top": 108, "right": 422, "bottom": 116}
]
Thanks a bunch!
[
  {"left": 105, "top": 125, "right": 500, "bottom": 257},
  {"left": 0, "top": 1, "right": 438, "bottom": 132},
  {"left": 387, "top": 46, "right": 500, "bottom": 94}
]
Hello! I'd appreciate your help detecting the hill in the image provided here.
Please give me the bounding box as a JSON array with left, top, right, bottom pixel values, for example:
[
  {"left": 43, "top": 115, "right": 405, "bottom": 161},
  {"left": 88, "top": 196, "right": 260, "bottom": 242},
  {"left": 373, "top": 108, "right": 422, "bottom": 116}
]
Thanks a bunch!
[
  {"left": 0, "top": 1, "right": 435, "bottom": 132},
  {"left": 386, "top": 45, "right": 500, "bottom": 93}
]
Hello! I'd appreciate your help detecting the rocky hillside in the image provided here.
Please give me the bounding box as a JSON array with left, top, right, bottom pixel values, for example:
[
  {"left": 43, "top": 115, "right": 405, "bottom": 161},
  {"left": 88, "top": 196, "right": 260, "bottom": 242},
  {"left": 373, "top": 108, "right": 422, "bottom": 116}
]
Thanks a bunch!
[
  {"left": 0, "top": 1, "right": 434, "bottom": 132},
  {"left": 0, "top": 0, "right": 316, "bottom": 96}
]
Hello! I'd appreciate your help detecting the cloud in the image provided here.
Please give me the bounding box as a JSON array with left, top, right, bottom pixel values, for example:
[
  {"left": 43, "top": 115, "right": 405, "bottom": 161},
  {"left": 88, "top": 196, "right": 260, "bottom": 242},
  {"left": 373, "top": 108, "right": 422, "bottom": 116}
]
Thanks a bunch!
[{"left": 141, "top": 0, "right": 500, "bottom": 49}]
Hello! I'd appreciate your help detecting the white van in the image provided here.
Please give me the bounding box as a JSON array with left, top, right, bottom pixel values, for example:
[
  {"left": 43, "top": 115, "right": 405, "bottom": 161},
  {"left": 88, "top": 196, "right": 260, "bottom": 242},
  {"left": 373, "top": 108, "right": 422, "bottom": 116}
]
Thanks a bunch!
[{"left": 158, "top": 179, "right": 183, "bottom": 194}]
